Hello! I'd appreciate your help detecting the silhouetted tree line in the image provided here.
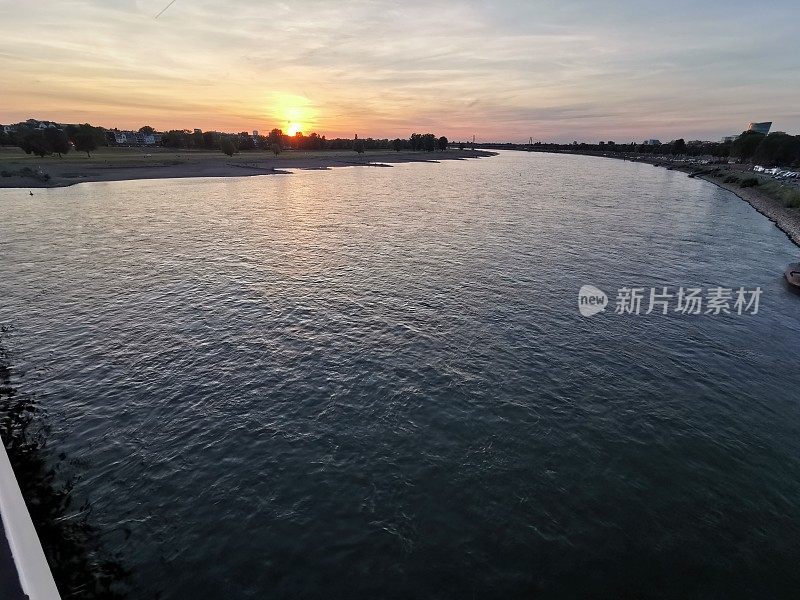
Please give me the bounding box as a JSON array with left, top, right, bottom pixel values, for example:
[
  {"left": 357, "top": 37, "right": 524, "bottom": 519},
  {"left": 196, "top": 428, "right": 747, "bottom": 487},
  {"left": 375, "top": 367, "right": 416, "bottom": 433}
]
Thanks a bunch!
[
  {"left": 159, "top": 128, "right": 450, "bottom": 153},
  {"left": 730, "top": 131, "right": 800, "bottom": 166},
  {"left": 4, "top": 123, "right": 104, "bottom": 158},
  {"left": 1, "top": 120, "right": 453, "bottom": 157},
  {"left": 474, "top": 130, "right": 800, "bottom": 168}
]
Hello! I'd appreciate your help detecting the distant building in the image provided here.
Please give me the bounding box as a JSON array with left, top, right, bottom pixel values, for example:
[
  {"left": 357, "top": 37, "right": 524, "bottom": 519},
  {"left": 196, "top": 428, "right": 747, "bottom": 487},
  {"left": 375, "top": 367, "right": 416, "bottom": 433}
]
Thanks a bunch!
[
  {"left": 22, "top": 119, "right": 60, "bottom": 131},
  {"left": 139, "top": 132, "right": 161, "bottom": 145},
  {"left": 721, "top": 135, "right": 739, "bottom": 143},
  {"left": 643, "top": 139, "right": 661, "bottom": 146},
  {"left": 108, "top": 129, "right": 161, "bottom": 146},
  {"left": 747, "top": 122, "right": 772, "bottom": 135}
]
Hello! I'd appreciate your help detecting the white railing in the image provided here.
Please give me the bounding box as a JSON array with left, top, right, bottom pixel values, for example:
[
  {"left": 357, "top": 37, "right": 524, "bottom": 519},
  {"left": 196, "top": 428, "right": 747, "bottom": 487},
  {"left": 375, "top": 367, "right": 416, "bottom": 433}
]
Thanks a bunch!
[{"left": 0, "top": 437, "right": 61, "bottom": 600}]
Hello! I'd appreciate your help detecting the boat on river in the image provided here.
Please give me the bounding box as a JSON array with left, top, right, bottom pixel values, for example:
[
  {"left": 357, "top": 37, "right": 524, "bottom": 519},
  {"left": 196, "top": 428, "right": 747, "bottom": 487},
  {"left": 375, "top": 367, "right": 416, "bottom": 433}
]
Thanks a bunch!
[{"left": 785, "top": 263, "right": 800, "bottom": 288}]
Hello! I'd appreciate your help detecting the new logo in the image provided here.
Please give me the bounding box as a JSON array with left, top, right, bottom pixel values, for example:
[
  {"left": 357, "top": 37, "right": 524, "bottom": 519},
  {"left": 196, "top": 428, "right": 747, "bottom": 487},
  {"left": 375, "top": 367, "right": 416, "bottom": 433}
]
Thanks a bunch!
[{"left": 578, "top": 285, "right": 608, "bottom": 317}]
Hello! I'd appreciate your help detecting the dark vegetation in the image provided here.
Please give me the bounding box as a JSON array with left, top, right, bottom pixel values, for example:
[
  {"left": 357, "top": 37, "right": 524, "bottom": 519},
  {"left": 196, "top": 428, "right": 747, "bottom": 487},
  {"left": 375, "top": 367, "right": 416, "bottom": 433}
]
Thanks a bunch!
[
  {"left": 690, "top": 169, "right": 800, "bottom": 208},
  {"left": 0, "top": 119, "right": 453, "bottom": 157},
  {"left": 0, "top": 167, "right": 50, "bottom": 182},
  {"left": 0, "top": 327, "right": 128, "bottom": 598},
  {"left": 159, "top": 128, "right": 449, "bottom": 154},
  {"left": 740, "top": 177, "right": 759, "bottom": 188},
  {"left": 5, "top": 123, "right": 105, "bottom": 158},
  {"left": 465, "top": 131, "right": 800, "bottom": 169}
]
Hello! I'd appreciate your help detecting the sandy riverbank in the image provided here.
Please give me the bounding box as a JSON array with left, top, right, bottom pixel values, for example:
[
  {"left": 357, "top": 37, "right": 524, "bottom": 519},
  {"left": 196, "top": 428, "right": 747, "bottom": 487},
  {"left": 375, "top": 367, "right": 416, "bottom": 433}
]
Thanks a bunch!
[{"left": 0, "top": 147, "right": 496, "bottom": 188}]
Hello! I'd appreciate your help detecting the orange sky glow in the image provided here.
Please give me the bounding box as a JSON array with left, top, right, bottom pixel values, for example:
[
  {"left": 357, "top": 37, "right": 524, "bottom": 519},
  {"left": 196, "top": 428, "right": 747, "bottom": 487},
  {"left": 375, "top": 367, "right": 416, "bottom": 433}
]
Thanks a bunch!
[{"left": 1, "top": 1, "right": 798, "bottom": 143}]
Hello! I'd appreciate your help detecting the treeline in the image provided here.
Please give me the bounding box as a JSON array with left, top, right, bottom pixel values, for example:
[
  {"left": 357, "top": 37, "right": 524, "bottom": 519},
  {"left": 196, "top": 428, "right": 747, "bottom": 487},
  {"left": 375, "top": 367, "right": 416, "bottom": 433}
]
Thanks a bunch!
[
  {"left": 159, "top": 128, "right": 449, "bottom": 154},
  {"left": 488, "top": 130, "right": 800, "bottom": 168},
  {"left": 1, "top": 120, "right": 452, "bottom": 157},
  {"left": 4, "top": 123, "right": 105, "bottom": 157},
  {"left": 508, "top": 139, "right": 731, "bottom": 158},
  {"left": 729, "top": 131, "right": 800, "bottom": 167}
]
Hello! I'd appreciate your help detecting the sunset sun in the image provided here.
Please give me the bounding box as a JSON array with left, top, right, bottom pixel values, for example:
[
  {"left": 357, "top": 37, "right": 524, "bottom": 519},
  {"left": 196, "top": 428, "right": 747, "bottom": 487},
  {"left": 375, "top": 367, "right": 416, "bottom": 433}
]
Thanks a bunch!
[{"left": 287, "top": 122, "right": 303, "bottom": 136}]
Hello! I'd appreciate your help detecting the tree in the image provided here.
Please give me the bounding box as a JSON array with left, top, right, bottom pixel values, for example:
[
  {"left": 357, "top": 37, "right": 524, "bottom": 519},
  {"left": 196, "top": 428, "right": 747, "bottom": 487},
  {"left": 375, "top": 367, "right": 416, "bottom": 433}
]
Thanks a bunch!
[
  {"left": 353, "top": 138, "right": 365, "bottom": 154},
  {"left": 138, "top": 125, "right": 155, "bottom": 134},
  {"left": 421, "top": 133, "right": 436, "bottom": 152},
  {"left": 731, "top": 130, "right": 765, "bottom": 161},
  {"left": 220, "top": 138, "right": 237, "bottom": 157},
  {"left": 671, "top": 138, "right": 686, "bottom": 155},
  {"left": 292, "top": 131, "right": 305, "bottom": 151},
  {"left": 753, "top": 132, "right": 800, "bottom": 167},
  {"left": 72, "top": 126, "right": 98, "bottom": 157},
  {"left": 19, "top": 128, "right": 70, "bottom": 157},
  {"left": 44, "top": 128, "right": 70, "bottom": 157},
  {"left": 237, "top": 132, "right": 255, "bottom": 151},
  {"left": 162, "top": 129, "right": 190, "bottom": 148},
  {"left": 306, "top": 132, "right": 323, "bottom": 151},
  {"left": 270, "top": 142, "right": 281, "bottom": 156},
  {"left": 22, "top": 131, "right": 51, "bottom": 157},
  {"left": 192, "top": 129, "right": 204, "bottom": 149},
  {"left": 437, "top": 136, "right": 448, "bottom": 152},
  {"left": 391, "top": 138, "right": 403, "bottom": 152},
  {"left": 202, "top": 131, "right": 219, "bottom": 150}
]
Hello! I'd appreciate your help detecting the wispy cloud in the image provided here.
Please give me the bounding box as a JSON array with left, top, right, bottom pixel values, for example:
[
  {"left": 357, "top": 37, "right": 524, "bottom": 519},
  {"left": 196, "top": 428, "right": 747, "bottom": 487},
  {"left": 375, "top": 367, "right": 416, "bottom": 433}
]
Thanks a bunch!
[{"left": 0, "top": 0, "right": 798, "bottom": 141}]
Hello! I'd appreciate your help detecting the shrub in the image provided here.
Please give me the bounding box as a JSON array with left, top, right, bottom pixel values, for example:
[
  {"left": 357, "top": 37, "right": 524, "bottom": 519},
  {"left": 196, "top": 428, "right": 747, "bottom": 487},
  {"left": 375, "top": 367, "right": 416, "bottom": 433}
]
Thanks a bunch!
[
  {"left": 759, "top": 179, "right": 800, "bottom": 208},
  {"left": 220, "top": 138, "right": 237, "bottom": 157},
  {"left": 740, "top": 177, "right": 759, "bottom": 188},
  {"left": 723, "top": 175, "right": 740, "bottom": 184}
]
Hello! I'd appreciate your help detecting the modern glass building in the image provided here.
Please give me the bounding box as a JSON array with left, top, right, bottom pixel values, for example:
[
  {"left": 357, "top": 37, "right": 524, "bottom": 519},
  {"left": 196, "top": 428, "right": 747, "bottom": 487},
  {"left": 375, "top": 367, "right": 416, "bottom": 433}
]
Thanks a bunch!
[{"left": 747, "top": 122, "right": 772, "bottom": 135}]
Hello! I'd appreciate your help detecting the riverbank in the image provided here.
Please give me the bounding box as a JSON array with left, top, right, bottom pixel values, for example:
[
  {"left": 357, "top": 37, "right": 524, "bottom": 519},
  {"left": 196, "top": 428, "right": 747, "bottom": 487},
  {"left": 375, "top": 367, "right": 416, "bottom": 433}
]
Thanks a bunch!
[{"left": 0, "top": 147, "right": 496, "bottom": 188}]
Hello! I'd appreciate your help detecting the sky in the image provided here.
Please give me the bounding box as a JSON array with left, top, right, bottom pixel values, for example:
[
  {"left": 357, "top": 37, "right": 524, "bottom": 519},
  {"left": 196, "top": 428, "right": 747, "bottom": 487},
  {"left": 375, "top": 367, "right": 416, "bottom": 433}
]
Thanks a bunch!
[{"left": 1, "top": 0, "right": 799, "bottom": 143}]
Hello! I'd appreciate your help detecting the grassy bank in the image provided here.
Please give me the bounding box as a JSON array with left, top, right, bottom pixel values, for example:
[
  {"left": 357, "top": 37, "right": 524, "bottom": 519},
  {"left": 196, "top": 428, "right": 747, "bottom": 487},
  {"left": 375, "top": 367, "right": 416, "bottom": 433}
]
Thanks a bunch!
[
  {"left": 758, "top": 179, "right": 800, "bottom": 208},
  {"left": 691, "top": 167, "right": 800, "bottom": 209}
]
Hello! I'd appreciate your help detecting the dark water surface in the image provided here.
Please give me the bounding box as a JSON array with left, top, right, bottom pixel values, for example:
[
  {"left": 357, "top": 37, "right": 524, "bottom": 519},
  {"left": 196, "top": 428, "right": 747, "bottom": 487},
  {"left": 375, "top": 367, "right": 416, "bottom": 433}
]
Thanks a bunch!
[{"left": 1, "top": 151, "right": 800, "bottom": 598}]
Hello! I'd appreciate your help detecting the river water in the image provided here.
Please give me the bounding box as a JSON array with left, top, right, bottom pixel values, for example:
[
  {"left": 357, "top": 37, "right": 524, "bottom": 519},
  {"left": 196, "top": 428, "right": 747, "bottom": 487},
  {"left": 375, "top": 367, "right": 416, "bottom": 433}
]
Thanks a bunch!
[{"left": 1, "top": 151, "right": 799, "bottom": 598}]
